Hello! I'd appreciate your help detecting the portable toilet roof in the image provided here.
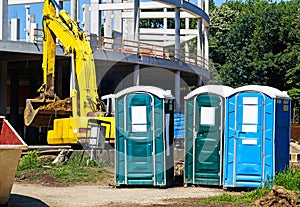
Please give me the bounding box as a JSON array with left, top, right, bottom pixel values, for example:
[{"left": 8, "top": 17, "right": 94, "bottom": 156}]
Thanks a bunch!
[
  {"left": 184, "top": 85, "right": 236, "bottom": 100},
  {"left": 235, "top": 85, "right": 290, "bottom": 99},
  {"left": 114, "top": 85, "right": 174, "bottom": 99}
]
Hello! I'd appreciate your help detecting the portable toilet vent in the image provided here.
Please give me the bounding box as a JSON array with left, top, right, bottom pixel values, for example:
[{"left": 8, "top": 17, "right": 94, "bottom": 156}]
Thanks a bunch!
[
  {"left": 223, "top": 85, "right": 291, "bottom": 188},
  {"left": 115, "top": 86, "right": 174, "bottom": 187},
  {"left": 184, "top": 85, "right": 236, "bottom": 186}
]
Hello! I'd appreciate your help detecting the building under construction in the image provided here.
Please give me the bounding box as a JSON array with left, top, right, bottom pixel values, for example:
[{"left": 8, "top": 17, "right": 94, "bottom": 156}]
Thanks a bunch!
[{"left": 0, "top": 0, "right": 210, "bottom": 144}]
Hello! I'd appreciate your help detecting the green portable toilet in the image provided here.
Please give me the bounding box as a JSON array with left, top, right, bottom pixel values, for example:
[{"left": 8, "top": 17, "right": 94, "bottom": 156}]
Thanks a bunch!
[
  {"left": 184, "top": 85, "right": 235, "bottom": 186},
  {"left": 115, "top": 86, "right": 174, "bottom": 187}
]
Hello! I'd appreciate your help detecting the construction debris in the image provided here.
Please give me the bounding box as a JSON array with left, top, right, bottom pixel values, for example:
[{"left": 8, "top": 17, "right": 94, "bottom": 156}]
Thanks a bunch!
[
  {"left": 291, "top": 124, "right": 300, "bottom": 143},
  {"left": 39, "top": 97, "right": 72, "bottom": 112},
  {"left": 174, "top": 160, "right": 184, "bottom": 176},
  {"left": 52, "top": 149, "right": 73, "bottom": 164},
  {"left": 254, "top": 185, "right": 299, "bottom": 207}
]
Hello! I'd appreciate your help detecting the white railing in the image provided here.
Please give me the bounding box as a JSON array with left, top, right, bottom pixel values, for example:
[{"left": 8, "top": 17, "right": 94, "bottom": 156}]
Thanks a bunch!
[{"left": 34, "top": 28, "right": 210, "bottom": 71}]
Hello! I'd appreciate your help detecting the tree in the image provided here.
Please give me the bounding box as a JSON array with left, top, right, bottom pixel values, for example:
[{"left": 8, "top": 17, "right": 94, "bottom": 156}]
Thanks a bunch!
[
  {"left": 209, "top": 0, "right": 300, "bottom": 90},
  {"left": 209, "top": 4, "right": 240, "bottom": 86}
]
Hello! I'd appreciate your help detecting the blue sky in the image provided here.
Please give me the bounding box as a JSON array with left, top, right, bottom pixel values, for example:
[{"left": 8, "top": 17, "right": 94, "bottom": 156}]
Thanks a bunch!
[{"left": 8, "top": 0, "right": 225, "bottom": 41}]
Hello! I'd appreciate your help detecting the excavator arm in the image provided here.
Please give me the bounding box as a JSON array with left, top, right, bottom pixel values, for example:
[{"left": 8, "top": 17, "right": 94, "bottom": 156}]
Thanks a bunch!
[
  {"left": 42, "top": 0, "right": 100, "bottom": 116},
  {"left": 24, "top": 0, "right": 114, "bottom": 145}
]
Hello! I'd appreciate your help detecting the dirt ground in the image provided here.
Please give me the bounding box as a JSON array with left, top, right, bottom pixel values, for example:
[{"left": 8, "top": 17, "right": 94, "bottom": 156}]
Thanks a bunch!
[
  {"left": 8, "top": 183, "right": 225, "bottom": 207},
  {"left": 8, "top": 162, "right": 227, "bottom": 207}
]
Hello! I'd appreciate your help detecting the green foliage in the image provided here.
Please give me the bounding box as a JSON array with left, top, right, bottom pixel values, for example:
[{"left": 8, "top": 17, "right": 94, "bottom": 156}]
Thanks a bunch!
[
  {"left": 209, "top": 0, "right": 300, "bottom": 90},
  {"left": 198, "top": 169, "right": 300, "bottom": 206},
  {"left": 16, "top": 151, "right": 113, "bottom": 184},
  {"left": 205, "top": 193, "right": 239, "bottom": 203},
  {"left": 274, "top": 168, "right": 300, "bottom": 194},
  {"left": 203, "top": 188, "right": 266, "bottom": 205},
  {"left": 48, "top": 164, "right": 108, "bottom": 183},
  {"left": 18, "top": 151, "right": 43, "bottom": 171}
]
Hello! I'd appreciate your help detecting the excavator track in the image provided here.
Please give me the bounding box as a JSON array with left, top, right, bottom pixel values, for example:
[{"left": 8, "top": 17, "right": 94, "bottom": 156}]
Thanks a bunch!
[{"left": 24, "top": 98, "right": 72, "bottom": 127}]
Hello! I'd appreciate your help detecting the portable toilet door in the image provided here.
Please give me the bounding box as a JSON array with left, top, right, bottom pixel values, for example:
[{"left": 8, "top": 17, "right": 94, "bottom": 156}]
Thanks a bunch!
[
  {"left": 274, "top": 95, "right": 291, "bottom": 172},
  {"left": 114, "top": 86, "right": 174, "bottom": 187},
  {"left": 223, "top": 85, "right": 291, "bottom": 188},
  {"left": 184, "top": 85, "right": 235, "bottom": 186}
]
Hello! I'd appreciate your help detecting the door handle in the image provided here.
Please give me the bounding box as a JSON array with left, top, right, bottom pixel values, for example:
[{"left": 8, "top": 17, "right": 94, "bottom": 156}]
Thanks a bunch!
[{"left": 237, "top": 130, "right": 246, "bottom": 134}]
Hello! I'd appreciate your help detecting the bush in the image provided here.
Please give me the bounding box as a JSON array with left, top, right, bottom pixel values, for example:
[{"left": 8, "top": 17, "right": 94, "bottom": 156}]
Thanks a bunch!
[
  {"left": 274, "top": 168, "right": 300, "bottom": 194},
  {"left": 16, "top": 151, "right": 113, "bottom": 184},
  {"left": 18, "top": 151, "right": 43, "bottom": 171}
]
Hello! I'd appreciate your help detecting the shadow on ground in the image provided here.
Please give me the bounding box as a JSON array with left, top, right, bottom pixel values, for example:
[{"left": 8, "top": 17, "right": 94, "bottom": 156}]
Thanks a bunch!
[{"left": 7, "top": 194, "right": 49, "bottom": 207}]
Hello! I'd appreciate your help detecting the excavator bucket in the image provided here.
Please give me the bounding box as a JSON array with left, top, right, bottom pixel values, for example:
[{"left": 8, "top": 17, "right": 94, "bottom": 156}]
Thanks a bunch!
[{"left": 24, "top": 98, "right": 72, "bottom": 127}]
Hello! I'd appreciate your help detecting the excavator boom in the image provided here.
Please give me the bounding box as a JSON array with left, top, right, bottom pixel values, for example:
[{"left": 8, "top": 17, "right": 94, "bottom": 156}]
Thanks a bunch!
[{"left": 24, "top": 0, "right": 114, "bottom": 145}]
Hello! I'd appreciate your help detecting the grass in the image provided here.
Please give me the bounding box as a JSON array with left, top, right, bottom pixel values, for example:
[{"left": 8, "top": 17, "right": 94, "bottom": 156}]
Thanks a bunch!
[
  {"left": 16, "top": 150, "right": 114, "bottom": 184},
  {"left": 191, "top": 188, "right": 267, "bottom": 207},
  {"left": 274, "top": 168, "right": 300, "bottom": 194},
  {"left": 16, "top": 151, "right": 300, "bottom": 206},
  {"left": 195, "top": 168, "right": 300, "bottom": 206}
]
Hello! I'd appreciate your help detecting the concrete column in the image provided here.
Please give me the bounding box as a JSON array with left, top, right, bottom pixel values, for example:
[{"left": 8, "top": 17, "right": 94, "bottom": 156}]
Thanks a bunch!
[
  {"left": 197, "top": 76, "right": 203, "bottom": 87},
  {"left": 104, "top": 0, "right": 112, "bottom": 49},
  {"left": 186, "top": 0, "right": 190, "bottom": 55},
  {"left": 25, "top": 6, "right": 38, "bottom": 43},
  {"left": 123, "top": 0, "right": 130, "bottom": 41},
  {"left": 113, "top": 0, "right": 122, "bottom": 50},
  {"left": 133, "top": 64, "right": 140, "bottom": 86},
  {"left": 82, "top": 4, "right": 91, "bottom": 34},
  {"left": 175, "top": 70, "right": 181, "bottom": 113},
  {"left": 205, "top": 0, "right": 209, "bottom": 15},
  {"left": 185, "top": 17, "right": 189, "bottom": 62},
  {"left": 198, "top": 0, "right": 203, "bottom": 9},
  {"left": 70, "top": 0, "right": 78, "bottom": 21},
  {"left": 25, "top": 6, "right": 30, "bottom": 42},
  {"left": 163, "top": 8, "right": 167, "bottom": 46},
  {"left": 197, "top": 18, "right": 203, "bottom": 65},
  {"left": 91, "top": 0, "right": 101, "bottom": 37},
  {"left": 10, "top": 18, "right": 20, "bottom": 41},
  {"left": 0, "top": 0, "right": 8, "bottom": 40},
  {"left": 133, "top": 0, "right": 140, "bottom": 42},
  {"left": 113, "top": 0, "right": 122, "bottom": 35},
  {"left": 0, "top": 61, "right": 7, "bottom": 116},
  {"left": 104, "top": 0, "right": 112, "bottom": 37},
  {"left": 204, "top": 27, "right": 209, "bottom": 68},
  {"left": 10, "top": 69, "right": 19, "bottom": 129},
  {"left": 175, "top": 7, "right": 180, "bottom": 60}
]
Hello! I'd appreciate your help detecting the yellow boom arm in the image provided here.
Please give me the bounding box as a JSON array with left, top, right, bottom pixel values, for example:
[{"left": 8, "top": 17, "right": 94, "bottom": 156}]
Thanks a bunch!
[
  {"left": 43, "top": 0, "right": 100, "bottom": 117},
  {"left": 40, "top": 0, "right": 114, "bottom": 145}
]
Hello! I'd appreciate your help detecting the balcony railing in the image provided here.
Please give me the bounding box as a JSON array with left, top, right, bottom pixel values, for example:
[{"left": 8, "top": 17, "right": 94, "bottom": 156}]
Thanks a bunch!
[{"left": 34, "top": 28, "right": 209, "bottom": 71}]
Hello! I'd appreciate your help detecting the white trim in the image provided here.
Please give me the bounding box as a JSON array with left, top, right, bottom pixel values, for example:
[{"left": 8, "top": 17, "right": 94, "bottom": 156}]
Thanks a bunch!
[
  {"left": 184, "top": 85, "right": 236, "bottom": 100},
  {"left": 235, "top": 85, "right": 290, "bottom": 99},
  {"left": 114, "top": 86, "right": 174, "bottom": 99},
  {"left": 272, "top": 99, "right": 276, "bottom": 179},
  {"left": 8, "top": 0, "right": 45, "bottom": 5},
  {"left": 163, "top": 100, "right": 167, "bottom": 186}
]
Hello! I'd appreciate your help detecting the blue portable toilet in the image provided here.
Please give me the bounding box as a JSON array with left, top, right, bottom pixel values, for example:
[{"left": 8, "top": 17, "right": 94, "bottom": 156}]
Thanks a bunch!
[
  {"left": 174, "top": 113, "right": 184, "bottom": 139},
  {"left": 223, "top": 85, "right": 291, "bottom": 188},
  {"left": 174, "top": 113, "right": 185, "bottom": 149},
  {"left": 184, "top": 85, "right": 236, "bottom": 186},
  {"left": 114, "top": 86, "right": 174, "bottom": 187}
]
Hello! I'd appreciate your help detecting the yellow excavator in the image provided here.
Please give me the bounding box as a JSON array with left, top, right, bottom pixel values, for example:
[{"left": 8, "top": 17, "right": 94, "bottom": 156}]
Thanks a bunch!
[{"left": 24, "top": 0, "right": 114, "bottom": 146}]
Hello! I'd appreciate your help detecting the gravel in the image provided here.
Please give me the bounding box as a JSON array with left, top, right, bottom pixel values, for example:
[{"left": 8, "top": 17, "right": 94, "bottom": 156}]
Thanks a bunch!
[{"left": 8, "top": 183, "right": 224, "bottom": 207}]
